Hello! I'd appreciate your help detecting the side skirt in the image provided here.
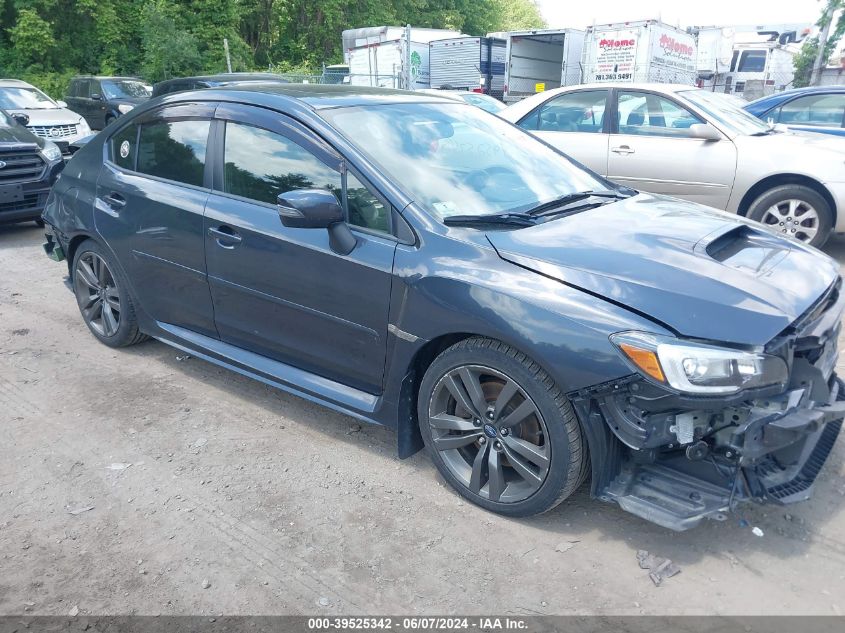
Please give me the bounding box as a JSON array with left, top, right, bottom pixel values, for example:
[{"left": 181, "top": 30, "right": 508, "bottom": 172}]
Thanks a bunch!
[{"left": 152, "top": 322, "right": 384, "bottom": 426}]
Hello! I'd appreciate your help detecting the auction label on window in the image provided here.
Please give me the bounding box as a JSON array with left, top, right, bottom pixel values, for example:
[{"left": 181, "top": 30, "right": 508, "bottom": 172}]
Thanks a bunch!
[{"left": 591, "top": 29, "right": 638, "bottom": 82}]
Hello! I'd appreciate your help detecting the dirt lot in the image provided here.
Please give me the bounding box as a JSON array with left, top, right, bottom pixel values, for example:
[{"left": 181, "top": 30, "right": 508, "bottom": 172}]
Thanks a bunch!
[{"left": 1, "top": 221, "right": 845, "bottom": 617}]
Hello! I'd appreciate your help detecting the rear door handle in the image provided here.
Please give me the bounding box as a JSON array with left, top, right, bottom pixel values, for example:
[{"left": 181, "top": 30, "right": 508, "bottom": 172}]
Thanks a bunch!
[
  {"left": 208, "top": 226, "right": 242, "bottom": 248},
  {"left": 102, "top": 192, "right": 126, "bottom": 208},
  {"left": 611, "top": 145, "right": 635, "bottom": 155}
]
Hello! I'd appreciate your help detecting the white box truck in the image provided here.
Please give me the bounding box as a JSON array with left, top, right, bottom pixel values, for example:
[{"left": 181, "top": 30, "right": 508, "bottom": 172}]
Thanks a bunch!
[
  {"left": 502, "top": 28, "right": 585, "bottom": 103},
  {"left": 345, "top": 27, "right": 463, "bottom": 90},
  {"left": 582, "top": 20, "right": 697, "bottom": 85},
  {"left": 429, "top": 36, "right": 507, "bottom": 98},
  {"left": 694, "top": 26, "right": 808, "bottom": 99}
]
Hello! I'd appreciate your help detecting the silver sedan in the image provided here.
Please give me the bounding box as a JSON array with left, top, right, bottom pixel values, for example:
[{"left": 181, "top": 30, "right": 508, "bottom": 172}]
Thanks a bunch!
[{"left": 501, "top": 83, "right": 845, "bottom": 247}]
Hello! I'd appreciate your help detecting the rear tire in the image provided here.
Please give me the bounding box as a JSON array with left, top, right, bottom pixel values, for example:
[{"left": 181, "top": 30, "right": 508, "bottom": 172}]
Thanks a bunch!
[
  {"left": 418, "top": 337, "right": 587, "bottom": 517},
  {"left": 71, "top": 239, "right": 148, "bottom": 348},
  {"left": 747, "top": 184, "right": 832, "bottom": 248}
]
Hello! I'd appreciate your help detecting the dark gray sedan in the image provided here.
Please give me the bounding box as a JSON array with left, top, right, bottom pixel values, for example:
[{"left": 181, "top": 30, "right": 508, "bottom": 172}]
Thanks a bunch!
[{"left": 41, "top": 85, "right": 845, "bottom": 530}]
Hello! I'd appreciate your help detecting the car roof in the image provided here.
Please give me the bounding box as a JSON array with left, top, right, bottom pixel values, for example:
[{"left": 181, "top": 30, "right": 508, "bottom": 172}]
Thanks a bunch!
[
  {"left": 556, "top": 82, "right": 696, "bottom": 93},
  {"left": 0, "top": 79, "right": 37, "bottom": 88},
  {"left": 188, "top": 83, "right": 462, "bottom": 109},
  {"left": 72, "top": 76, "right": 146, "bottom": 81},
  {"left": 156, "top": 73, "right": 285, "bottom": 85}
]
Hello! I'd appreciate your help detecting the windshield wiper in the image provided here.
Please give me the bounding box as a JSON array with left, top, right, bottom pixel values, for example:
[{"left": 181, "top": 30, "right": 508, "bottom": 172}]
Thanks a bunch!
[
  {"left": 527, "top": 190, "right": 630, "bottom": 217},
  {"left": 443, "top": 212, "right": 537, "bottom": 227}
]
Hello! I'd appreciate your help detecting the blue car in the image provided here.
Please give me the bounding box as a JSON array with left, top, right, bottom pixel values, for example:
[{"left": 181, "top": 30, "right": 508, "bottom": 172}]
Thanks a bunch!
[
  {"left": 41, "top": 85, "right": 845, "bottom": 530},
  {"left": 745, "top": 86, "right": 845, "bottom": 136}
]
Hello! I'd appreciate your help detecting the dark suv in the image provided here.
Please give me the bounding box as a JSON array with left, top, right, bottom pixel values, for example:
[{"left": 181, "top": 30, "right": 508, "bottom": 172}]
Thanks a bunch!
[
  {"left": 66, "top": 76, "right": 151, "bottom": 130},
  {"left": 151, "top": 73, "right": 288, "bottom": 98},
  {"left": 0, "top": 109, "right": 64, "bottom": 225},
  {"left": 41, "top": 85, "right": 845, "bottom": 530}
]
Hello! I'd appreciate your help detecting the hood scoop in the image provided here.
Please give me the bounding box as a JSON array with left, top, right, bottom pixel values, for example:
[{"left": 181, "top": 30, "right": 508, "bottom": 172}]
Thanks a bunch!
[{"left": 695, "top": 224, "right": 790, "bottom": 274}]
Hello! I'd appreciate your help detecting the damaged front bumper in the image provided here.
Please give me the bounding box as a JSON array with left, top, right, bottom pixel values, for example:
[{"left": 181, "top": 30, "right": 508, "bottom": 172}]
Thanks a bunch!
[{"left": 572, "top": 284, "right": 845, "bottom": 531}]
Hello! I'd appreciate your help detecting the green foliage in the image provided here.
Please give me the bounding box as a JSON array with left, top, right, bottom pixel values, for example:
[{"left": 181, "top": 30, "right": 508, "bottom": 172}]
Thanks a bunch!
[
  {"left": 0, "top": 0, "right": 547, "bottom": 87},
  {"left": 793, "top": 0, "right": 845, "bottom": 87},
  {"left": 8, "top": 8, "right": 55, "bottom": 68}
]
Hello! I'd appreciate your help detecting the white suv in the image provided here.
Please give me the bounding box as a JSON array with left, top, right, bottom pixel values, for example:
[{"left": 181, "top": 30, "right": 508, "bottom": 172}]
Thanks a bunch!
[{"left": 0, "top": 79, "right": 92, "bottom": 155}]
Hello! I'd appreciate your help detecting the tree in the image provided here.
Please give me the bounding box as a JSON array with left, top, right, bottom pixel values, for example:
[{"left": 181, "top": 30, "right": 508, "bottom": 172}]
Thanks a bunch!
[
  {"left": 139, "top": 0, "right": 202, "bottom": 82},
  {"left": 794, "top": 0, "right": 845, "bottom": 87},
  {"left": 8, "top": 8, "right": 55, "bottom": 68}
]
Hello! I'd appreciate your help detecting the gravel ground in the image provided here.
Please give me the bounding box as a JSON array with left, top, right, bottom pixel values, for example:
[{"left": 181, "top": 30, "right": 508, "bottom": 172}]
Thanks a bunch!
[{"left": 1, "top": 221, "right": 845, "bottom": 617}]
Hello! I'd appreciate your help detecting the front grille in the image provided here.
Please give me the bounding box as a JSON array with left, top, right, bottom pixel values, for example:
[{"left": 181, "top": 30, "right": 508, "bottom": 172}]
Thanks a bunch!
[
  {"left": 764, "top": 419, "right": 842, "bottom": 500},
  {"left": 27, "top": 124, "right": 78, "bottom": 139},
  {"left": 0, "top": 192, "right": 44, "bottom": 214},
  {"left": 0, "top": 151, "right": 45, "bottom": 183}
]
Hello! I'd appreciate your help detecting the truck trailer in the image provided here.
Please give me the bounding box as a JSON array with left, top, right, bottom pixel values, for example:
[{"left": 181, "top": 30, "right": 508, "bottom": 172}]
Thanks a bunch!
[
  {"left": 502, "top": 29, "right": 586, "bottom": 103},
  {"left": 582, "top": 19, "right": 697, "bottom": 85},
  {"left": 429, "top": 36, "right": 507, "bottom": 98}
]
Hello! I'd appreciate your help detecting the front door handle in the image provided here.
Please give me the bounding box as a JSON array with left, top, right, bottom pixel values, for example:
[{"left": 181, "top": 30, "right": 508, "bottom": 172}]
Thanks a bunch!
[
  {"left": 611, "top": 145, "right": 635, "bottom": 155},
  {"left": 102, "top": 192, "right": 126, "bottom": 208},
  {"left": 208, "top": 226, "right": 242, "bottom": 248}
]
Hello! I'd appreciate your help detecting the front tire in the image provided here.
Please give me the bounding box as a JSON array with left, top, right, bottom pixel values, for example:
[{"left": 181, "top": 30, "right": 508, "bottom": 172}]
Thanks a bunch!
[
  {"left": 418, "top": 337, "right": 587, "bottom": 517},
  {"left": 747, "top": 184, "right": 833, "bottom": 248},
  {"left": 71, "top": 239, "right": 148, "bottom": 348}
]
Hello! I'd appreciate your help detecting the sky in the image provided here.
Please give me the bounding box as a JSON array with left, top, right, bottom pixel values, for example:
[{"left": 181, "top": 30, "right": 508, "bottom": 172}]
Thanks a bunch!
[{"left": 536, "top": 0, "right": 824, "bottom": 31}]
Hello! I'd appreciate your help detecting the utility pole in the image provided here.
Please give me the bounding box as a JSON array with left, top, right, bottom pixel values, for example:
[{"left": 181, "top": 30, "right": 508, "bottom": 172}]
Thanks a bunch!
[
  {"left": 224, "top": 38, "right": 233, "bottom": 74},
  {"left": 810, "top": 1, "right": 836, "bottom": 86}
]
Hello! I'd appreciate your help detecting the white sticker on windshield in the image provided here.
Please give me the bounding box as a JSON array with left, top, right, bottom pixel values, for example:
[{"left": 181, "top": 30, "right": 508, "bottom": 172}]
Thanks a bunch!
[
  {"left": 433, "top": 201, "right": 459, "bottom": 216},
  {"left": 119, "top": 140, "right": 130, "bottom": 159}
]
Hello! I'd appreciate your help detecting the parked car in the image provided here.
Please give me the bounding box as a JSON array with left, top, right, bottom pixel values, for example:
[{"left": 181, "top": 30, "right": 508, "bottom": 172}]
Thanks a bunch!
[
  {"left": 0, "top": 109, "right": 65, "bottom": 225},
  {"left": 501, "top": 82, "right": 845, "bottom": 247},
  {"left": 42, "top": 85, "right": 844, "bottom": 530},
  {"left": 0, "top": 79, "right": 93, "bottom": 155},
  {"left": 745, "top": 86, "right": 845, "bottom": 136},
  {"left": 151, "top": 73, "right": 289, "bottom": 97},
  {"left": 66, "top": 76, "right": 151, "bottom": 131},
  {"left": 417, "top": 89, "right": 506, "bottom": 114}
]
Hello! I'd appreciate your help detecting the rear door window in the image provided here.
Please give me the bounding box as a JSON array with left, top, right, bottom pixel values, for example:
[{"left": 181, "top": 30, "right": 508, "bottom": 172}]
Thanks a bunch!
[
  {"left": 136, "top": 119, "right": 210, "bottom": 186},
  {"left": 519, "top": 90, "right": 608, "bottom": 133}
]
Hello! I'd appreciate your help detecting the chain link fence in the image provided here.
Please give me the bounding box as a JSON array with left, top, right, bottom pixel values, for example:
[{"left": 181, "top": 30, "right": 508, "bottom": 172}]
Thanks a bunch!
[{"left": 697, "top": 71, "right": 797, "bottom": 101}]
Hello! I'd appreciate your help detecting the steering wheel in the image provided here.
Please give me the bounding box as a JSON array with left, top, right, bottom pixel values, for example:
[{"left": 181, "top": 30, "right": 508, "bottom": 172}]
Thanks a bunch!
[{"left": 465, "top": 166, "right": 529, "bottom": 204}]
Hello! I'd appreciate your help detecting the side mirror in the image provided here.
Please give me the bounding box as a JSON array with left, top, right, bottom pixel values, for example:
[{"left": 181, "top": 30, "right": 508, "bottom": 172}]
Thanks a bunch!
[
  {"left": 56, "top": 100, "right": 68, "bottom": 108},
  {"left": 277, "top": 189, "right": 357, "bottom": 255},
  {"left": 689, "top": 123, "right": 721, "bottom": 141},
  {"left": 11, "top": 112, "right": 29, "bottom": 126}
]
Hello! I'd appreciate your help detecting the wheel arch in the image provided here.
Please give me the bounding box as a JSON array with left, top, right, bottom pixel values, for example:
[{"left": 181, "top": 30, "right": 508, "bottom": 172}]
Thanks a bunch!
[
  {"left": 395, "top": 332, "right": 478, "bottom": 459},
  {"left": 737, "top": 173, "right": 836, "bottom": 226},
  {"left": 65, "top": 232, "right": 98, "bottom": 277}
]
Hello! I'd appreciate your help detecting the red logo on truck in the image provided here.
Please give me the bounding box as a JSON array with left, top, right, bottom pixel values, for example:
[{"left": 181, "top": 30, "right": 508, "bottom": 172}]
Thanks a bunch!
[
  {"left": 599, "top": 37, "right": 635, "bottom": 49},
  {"left": 659, "top": 34, "right": 693, "bottom": 58}
]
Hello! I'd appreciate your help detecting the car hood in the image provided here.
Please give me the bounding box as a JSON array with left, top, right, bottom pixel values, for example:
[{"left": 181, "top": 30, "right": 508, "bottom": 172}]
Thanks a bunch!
[
  {"left": 486, "top": 194, "right": 840, "bottom": 346},
  {"left": 7, "top": 108, "right": 84, "bottom": 126},
  {"left": 112, "top": 96, "right": 149, "bottom": 106},
  {"left": 736, "top": 128, "right": 845, "bottom": 156}
]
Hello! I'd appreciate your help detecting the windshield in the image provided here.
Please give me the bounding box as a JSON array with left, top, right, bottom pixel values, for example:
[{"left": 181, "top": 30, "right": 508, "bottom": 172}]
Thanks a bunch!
[
  {"left": 102, "top": 80, "right": 152, "bottom": 99},
  {"left": 459, "top": 93, "right": 506, "bottom": 113},
  {"left": 0, "top": 86, "right": 58, "bottom": 110},
  {"left": 321, "top": 102, "right": 607, "bottom": 220},
  {"left": 679, "top": 89, "right": 770, "bottom": 135}
]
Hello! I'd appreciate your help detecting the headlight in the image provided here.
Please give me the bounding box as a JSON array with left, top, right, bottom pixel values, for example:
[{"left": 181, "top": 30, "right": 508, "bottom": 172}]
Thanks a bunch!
[
  {"left": 40, "top": 141, "right": 62, "bottom": 162},
  {"left": 77, "top": 118, "right": 91, "bottom": 134},
  {"left": 610, "top": 331, "right": 788, "bottom": 395},
  {"left": 117, "top": 104, "right": 134, "bottom": 114}
]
